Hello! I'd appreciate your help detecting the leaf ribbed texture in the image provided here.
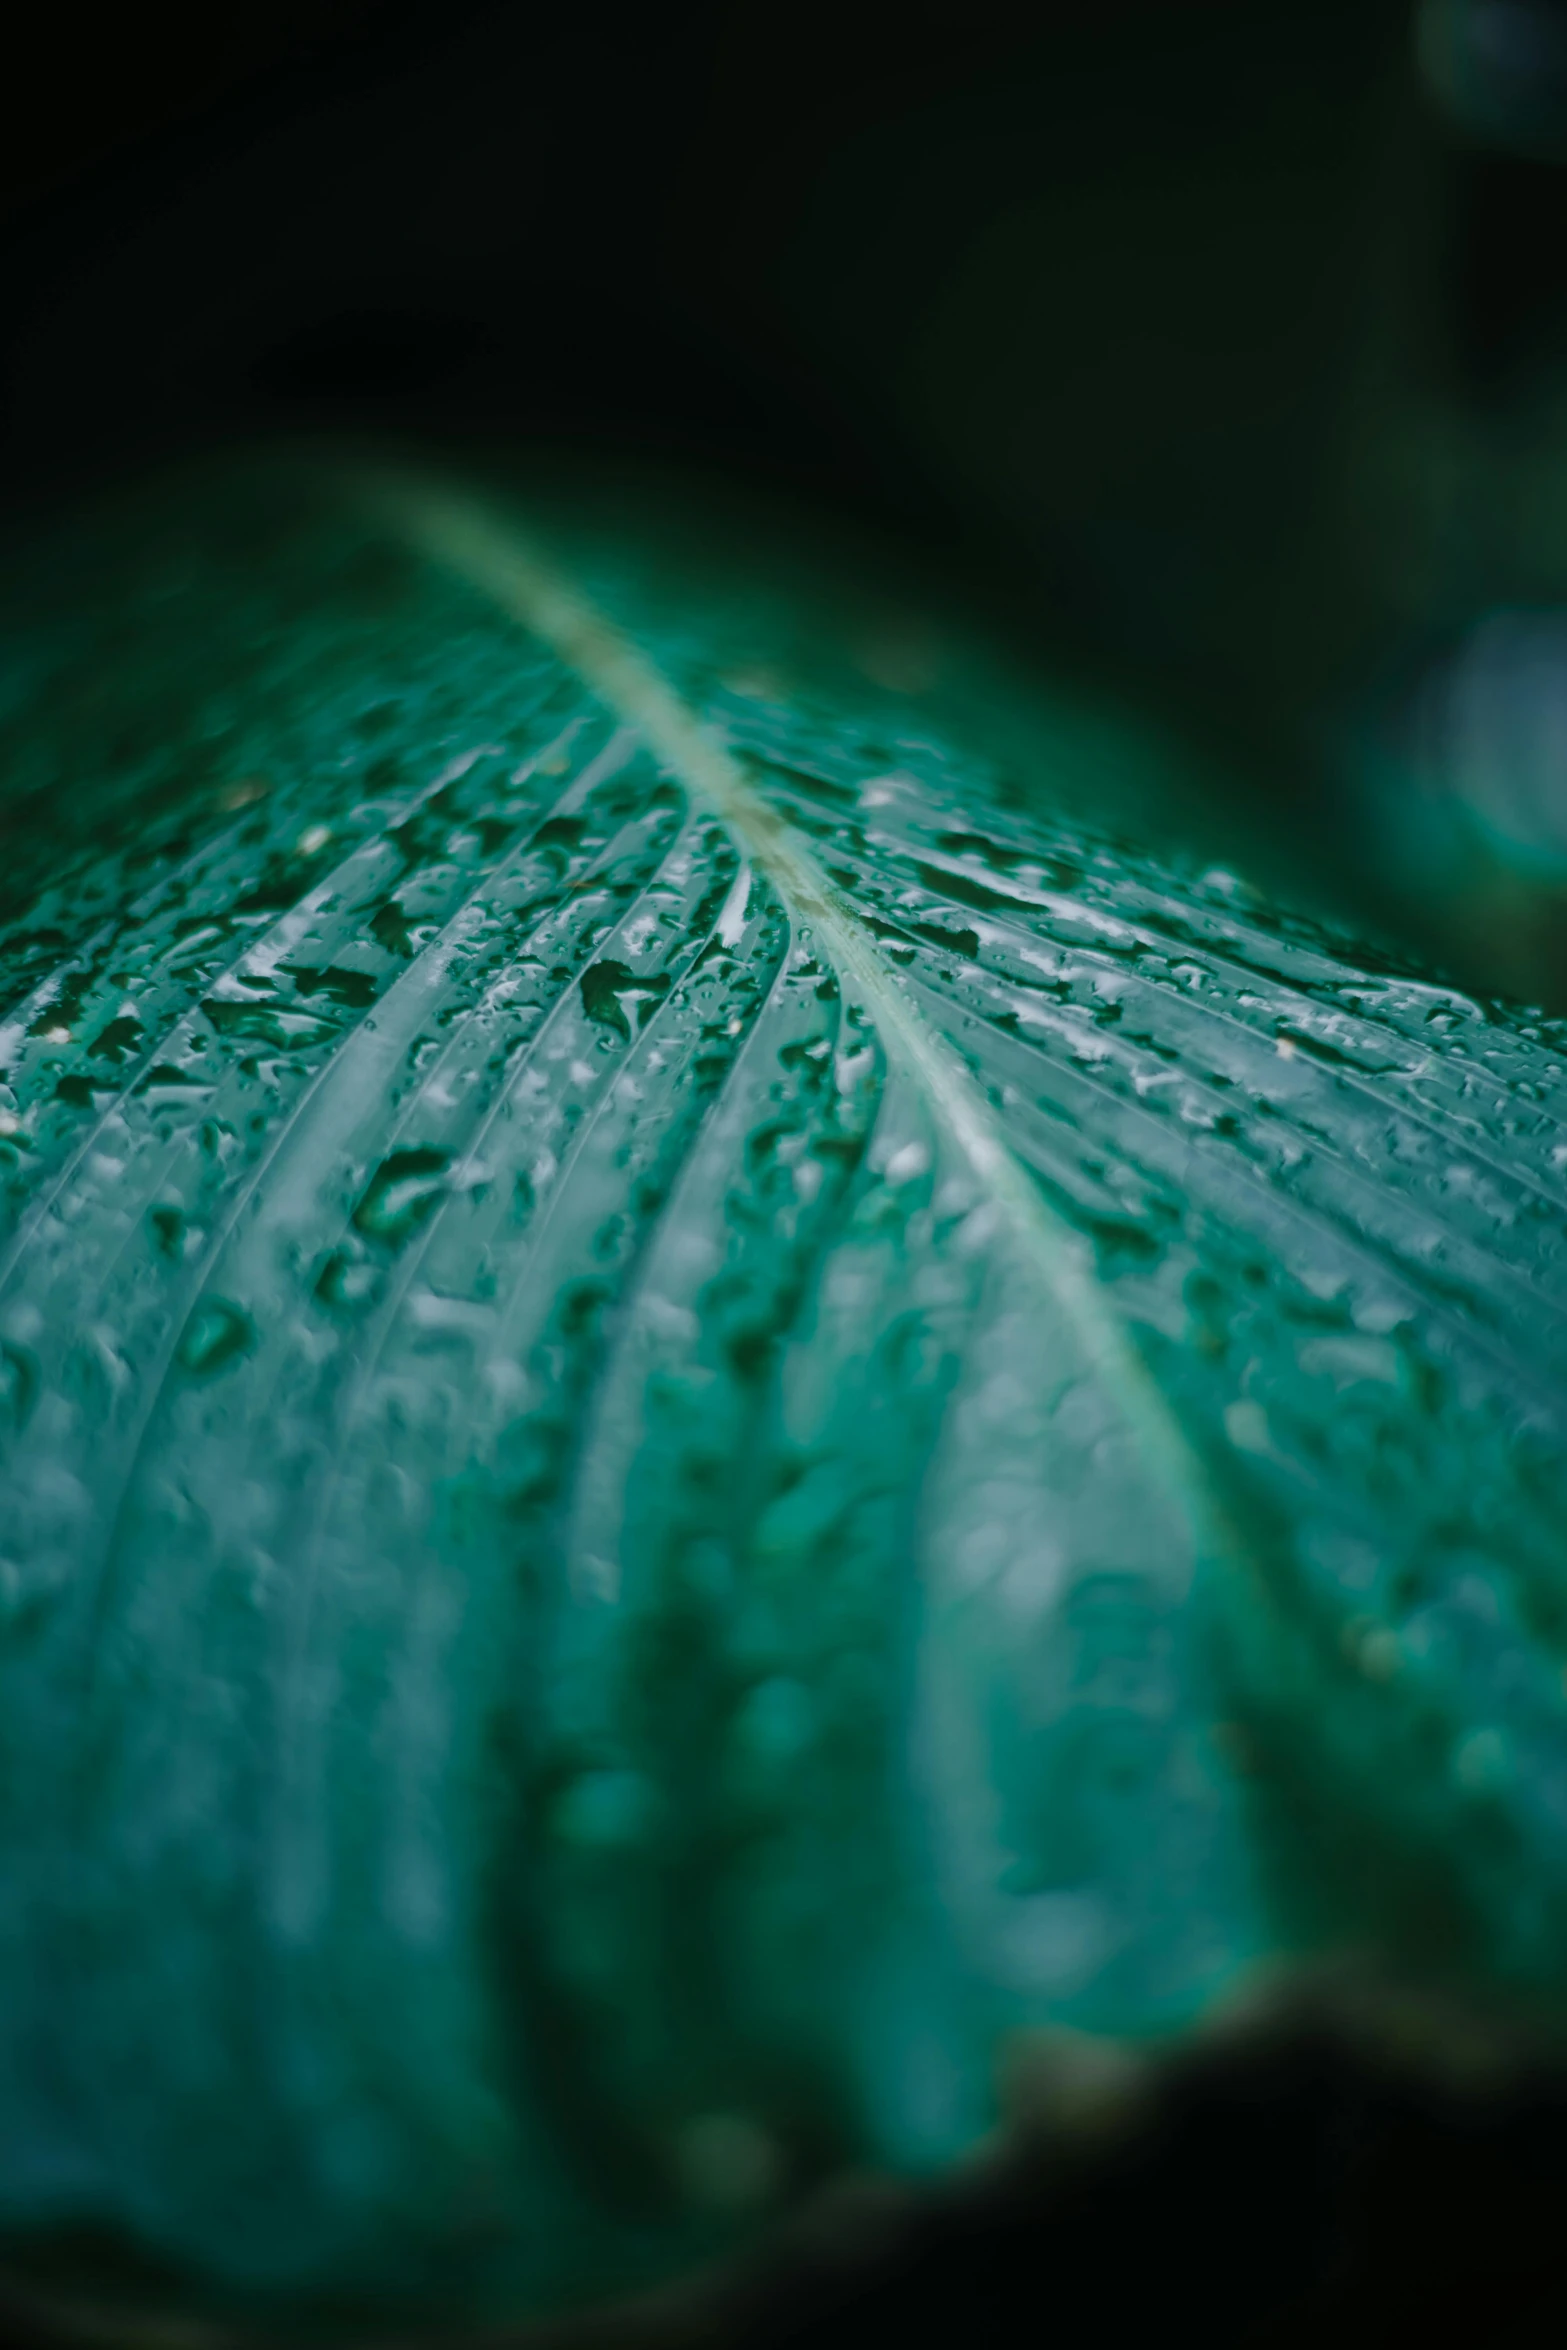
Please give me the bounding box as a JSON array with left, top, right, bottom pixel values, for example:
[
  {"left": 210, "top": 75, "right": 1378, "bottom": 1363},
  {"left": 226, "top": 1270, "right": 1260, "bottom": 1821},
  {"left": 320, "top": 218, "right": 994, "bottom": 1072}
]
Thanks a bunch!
[{"left": 1, "top": 462, "right": 1566, "bottom": 2325}]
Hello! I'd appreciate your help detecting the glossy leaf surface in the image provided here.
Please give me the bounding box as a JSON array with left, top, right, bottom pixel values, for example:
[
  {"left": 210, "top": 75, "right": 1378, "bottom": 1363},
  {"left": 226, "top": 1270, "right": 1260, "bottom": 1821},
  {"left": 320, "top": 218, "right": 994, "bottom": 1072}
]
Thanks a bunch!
[{"left": 1, "top": 462, "right": 1566, "bottom": 2327}]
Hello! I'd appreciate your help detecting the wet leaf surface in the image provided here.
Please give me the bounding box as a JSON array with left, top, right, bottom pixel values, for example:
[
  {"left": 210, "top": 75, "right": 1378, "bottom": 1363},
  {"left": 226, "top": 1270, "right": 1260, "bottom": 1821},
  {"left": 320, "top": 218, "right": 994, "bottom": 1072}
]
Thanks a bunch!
[{"left": 2, "top": 458, "right": 1567, "bottom": 2331}]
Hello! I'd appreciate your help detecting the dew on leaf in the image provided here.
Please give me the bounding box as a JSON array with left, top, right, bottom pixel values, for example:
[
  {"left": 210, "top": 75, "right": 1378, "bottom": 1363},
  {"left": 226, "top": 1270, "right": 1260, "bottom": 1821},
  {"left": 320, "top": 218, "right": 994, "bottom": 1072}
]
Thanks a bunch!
[
  {"left": 368, "top": 900, "right": 414, "bottom": 958},
  {"left": 283, "top": 963, "right": 380, "bottom": 1009},
  {"left": 352, "top": 1146, "right": 451, "bottom": 1245},
  {"left": 579, "top": 957, "right": 673, "bottom": 1043},
  {"left": 7, "top": 462, "right": 1567, "bottom": 2330},
  {"left": 148, "top": 1205, "right": 185, "bottom": 1261},
  {"left": 176, "top": 1298, "right": 255, "bottom": 1378},
  {"left": 90, "top": 1013, "right": 143, "bottom": 1063},
  {"left": 202, "top": 995, "right": 339, "bottom": 1053}
]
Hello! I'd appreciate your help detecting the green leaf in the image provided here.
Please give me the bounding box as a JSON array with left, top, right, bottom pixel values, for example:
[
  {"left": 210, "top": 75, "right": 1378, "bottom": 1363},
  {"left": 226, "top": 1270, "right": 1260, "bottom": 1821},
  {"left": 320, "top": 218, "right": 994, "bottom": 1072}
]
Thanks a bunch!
[{"left": 2, "top": 459, "right": 1567, "bottom": 2329}]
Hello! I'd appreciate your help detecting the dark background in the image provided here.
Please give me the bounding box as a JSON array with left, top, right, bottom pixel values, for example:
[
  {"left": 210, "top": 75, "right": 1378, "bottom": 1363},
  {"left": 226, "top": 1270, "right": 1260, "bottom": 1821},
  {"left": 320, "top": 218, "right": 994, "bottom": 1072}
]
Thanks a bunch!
[
  {"left": 14, "top": 0, "right": 1567, "bottom": 1003},
  {"left": 8, "top": 3, "right": 1567, "bottom": 2340},
  {"left": 1, "top": 0, "right": 1556, "bottom": 707}
]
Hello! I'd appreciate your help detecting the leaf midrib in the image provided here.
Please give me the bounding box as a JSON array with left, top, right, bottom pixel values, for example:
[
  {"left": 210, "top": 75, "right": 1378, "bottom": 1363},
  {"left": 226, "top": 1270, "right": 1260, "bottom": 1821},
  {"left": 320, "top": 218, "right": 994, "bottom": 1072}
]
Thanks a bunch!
[{"left": 367, "top": 470, "right": 1223, "bottom": 1594}]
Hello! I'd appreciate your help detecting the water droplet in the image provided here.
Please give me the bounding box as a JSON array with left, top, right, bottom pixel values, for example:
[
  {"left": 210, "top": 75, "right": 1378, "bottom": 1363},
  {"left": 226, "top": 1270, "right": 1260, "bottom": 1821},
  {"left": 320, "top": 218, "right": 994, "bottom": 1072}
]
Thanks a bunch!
[
  {"left": 314, "top": 1248, "right": 381, "bottom": 1312},
  {"left": 353, "top": 1147, "right": 450, "bottom": 1245},
  {"left": 177, "top": 1298, "right": 255, "bottom": 1378},
  {"left": 283, "top": 963, "right": 379, "bottom": 1009},
  {"left": 580, "top": 958, "right": 672, "bottom": 1043},
  {"left": 148, "top": 1205, "right": 185, "bottom": 1261},
  {"left": 90, "top": 1013, "right": 143, "bottom": 1063}
]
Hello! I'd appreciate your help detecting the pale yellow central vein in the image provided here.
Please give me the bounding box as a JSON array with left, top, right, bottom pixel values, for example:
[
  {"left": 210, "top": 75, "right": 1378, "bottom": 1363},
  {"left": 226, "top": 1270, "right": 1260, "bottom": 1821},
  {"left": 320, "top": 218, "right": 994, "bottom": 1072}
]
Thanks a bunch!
[{"left": 364, "top": 471, "right": 1218, "bottom": 1572}]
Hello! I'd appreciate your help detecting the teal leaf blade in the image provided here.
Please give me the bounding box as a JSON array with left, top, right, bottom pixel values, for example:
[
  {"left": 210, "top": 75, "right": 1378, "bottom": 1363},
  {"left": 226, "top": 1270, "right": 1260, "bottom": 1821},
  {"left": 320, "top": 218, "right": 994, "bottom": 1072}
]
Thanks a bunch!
[{"left": 2, "top": 459, "right": 1567, "bottom": 2327}]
